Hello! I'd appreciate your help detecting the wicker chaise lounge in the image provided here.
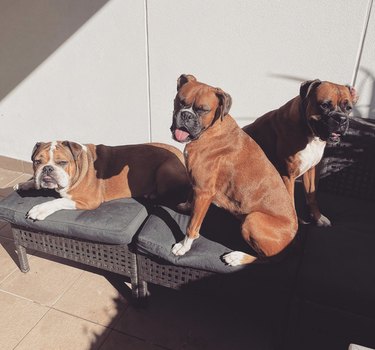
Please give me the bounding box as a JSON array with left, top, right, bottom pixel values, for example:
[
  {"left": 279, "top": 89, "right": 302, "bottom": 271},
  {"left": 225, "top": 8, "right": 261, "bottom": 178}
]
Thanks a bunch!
[{"left": 0, "top": 189, "right": 249, "bottom": 299}]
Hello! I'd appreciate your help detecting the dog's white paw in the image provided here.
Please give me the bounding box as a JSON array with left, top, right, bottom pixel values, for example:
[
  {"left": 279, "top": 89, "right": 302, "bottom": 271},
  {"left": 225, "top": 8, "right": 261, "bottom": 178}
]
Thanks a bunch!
[
  {"left": 316, "top": 213, "right": 332, "bottom": 227},
  {"left": 172, "top": 236, "right": 195, "bottom": 256},
  {"left": 172, "top": 241, "right": 190, "bottom": 256},
  {"left": 27, "top": 203, "right": 53, "bottom": 221},
  {"left": 223, "top": 251, "right": 247, "bottom": 266},
  {"left": 223, "top": 251, "right": 257, "bottom": 266}
]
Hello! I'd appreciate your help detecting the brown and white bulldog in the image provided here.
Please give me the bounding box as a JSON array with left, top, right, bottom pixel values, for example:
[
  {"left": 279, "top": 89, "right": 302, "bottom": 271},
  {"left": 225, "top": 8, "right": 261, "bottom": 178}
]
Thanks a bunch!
[
  {"left": 170, "top": 74, "right": 298, "bottom": 266},
  {"left": 15, "top": 141, "right": 189, "bottom": 220},
  {"left": 243, "top": 80, "right": 358, "bottom": 226}
]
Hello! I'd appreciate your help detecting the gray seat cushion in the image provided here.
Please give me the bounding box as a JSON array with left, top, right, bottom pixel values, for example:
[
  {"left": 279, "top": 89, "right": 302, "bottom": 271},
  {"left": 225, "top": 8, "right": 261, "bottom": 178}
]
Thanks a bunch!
[
  {"left": 0, "top": 190, "right": 148, "bottom": 244},
  {"left": 135, "top": 205, "right": 253, "bottom": 273}
]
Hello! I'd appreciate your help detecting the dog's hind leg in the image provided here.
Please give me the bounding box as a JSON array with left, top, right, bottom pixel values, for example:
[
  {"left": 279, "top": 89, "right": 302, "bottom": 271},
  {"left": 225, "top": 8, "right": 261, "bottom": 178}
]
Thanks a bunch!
[
  {"left": 242, "top": 212, "right": 295, "bottom": 258},
  {"left": 222, "top": 215, "right": 259, "bottom": 266},
  {"left": 222, "top": 251, "right": 257, "bottom": 266}
]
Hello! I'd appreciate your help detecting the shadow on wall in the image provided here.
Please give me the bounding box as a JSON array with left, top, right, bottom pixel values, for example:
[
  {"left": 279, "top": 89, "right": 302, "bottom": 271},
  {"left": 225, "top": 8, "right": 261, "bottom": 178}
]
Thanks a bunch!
[
  {"left": 0, "top": 0, "right": 110, "bottom": 101},
  {"left": 354, "top": 67, "right": 375, "bottom": 119}
]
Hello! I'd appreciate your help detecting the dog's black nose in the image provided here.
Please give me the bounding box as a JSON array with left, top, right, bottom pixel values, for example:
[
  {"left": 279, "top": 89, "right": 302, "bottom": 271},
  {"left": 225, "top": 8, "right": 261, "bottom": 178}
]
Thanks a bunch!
[
  {"left": 180, "top": 110, "right": 195, "bottom": 121},
  {"left": 331, "top": 113, "right": 347, "bottom": 124},
  {"left": 42, "top": 165, "right": 54, "bottom": 174}
]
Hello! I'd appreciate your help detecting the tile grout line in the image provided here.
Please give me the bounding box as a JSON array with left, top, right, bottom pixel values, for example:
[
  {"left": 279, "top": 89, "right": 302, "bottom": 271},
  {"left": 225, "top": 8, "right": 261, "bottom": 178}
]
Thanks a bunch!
[
  {"left": 13, "top": 305, "right": 53, "bottom": 350},
  {"left": 0, "top": 256, "right": 83, "bottom": 307},
  {"left": 49, "top": 269, "right": 85, "bottom": 307},
  {"left": 0, "top": 288, "right": 46, "bottom": 305},
  {"left": 48, "top": 306, "right": 154, "bottom": 348},
  {"left": 0, "top": 266, "right": 19, "bottom": 285},
  {"left": 50, "top": 301, "right": 129, "bottom": 332},
  {"left": 3, "top": 172, "right": 32, "bottom": 189}
]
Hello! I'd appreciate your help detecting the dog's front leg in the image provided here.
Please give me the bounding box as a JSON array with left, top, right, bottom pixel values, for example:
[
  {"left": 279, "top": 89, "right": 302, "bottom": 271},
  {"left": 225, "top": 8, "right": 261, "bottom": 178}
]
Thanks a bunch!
[
  {"left": 172, "top": 189, "right": 213, "bottom": 256},
  {"left": 303, "top": 166, "right": 331, "bottom": 226},
  {"left": 26, "top": 198, "right": 76, "bottom": 221},
  {"left": 14, "top": 180, "right": 35, "bottom": 191}
]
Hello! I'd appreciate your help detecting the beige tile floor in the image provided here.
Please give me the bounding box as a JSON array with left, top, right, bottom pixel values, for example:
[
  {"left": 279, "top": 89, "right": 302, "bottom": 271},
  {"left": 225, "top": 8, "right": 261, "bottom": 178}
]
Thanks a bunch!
[{"left": 0, "top": 166, "right": 260, "bottom": 350}]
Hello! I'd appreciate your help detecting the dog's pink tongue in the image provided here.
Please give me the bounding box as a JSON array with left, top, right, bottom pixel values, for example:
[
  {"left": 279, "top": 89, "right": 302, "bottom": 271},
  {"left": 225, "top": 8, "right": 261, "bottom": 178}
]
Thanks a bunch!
[{"left": 175, "top": 129, "right": 189, "bottom": 141}]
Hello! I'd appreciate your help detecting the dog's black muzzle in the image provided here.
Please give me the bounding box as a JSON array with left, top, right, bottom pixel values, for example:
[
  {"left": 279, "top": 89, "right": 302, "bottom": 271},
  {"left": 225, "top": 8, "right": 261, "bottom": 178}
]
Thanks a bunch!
[
  {"left": 179, "top": 110, "right": 195, "bottom": 123},
  {"left": 325, "top": 112, "right": 349, "bottom": 133},
  {"left": 321, "top": 112, "right": 349, "bottom": 143},
  {"left": 171, "top": 109, "right": 202, "bottom": 142}
]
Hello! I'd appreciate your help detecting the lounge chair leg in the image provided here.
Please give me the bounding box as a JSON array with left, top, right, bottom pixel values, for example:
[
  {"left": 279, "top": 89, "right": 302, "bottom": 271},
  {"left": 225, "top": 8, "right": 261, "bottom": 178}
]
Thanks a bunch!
[
  {"left": 12, "top": 227, "right": 30, "bottom": 273},
  {"left": 130, "top": 275, "right": 149, "bottom": 299},
  {"left": 138, "top": 280, "right": 149, "bottom": 298},
  {"left": 15, "top": 243, "right": 30, "bottom": 273}
]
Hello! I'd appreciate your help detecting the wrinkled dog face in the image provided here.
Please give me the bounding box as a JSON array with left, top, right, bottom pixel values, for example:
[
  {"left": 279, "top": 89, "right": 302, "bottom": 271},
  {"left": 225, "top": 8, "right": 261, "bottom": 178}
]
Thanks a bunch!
[
  {"left": 300, "top": 80, "right": 358, "bottom": 144},
  {"left": 31, "top": 141, "right": 84, "bottom": 191},
  {"left": 170, "top": 74, "right": 232, "bottom": 143}
]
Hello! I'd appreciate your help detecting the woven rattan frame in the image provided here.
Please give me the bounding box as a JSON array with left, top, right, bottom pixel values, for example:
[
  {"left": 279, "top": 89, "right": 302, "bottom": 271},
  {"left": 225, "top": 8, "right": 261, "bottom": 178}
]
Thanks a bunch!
[
  {"left": 136, "top": 253, "right": 214, "bottom": 297},
  {"left": 11, "top": 225, "right": 143, "bottom": 298}
]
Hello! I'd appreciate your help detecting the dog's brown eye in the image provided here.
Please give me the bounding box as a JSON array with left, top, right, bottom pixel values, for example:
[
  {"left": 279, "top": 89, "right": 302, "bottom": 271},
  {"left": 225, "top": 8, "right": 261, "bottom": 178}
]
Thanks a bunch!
[
  {"left": 320, "top": 102, "right": 329, "bottom": 109},
  {"left": 33, "top": 159, "right": 41, "bottom": 165},
  {"left": 345, "top": 105, "right": 353, "bottom": 112},
  {"left": 197, "top": 108, "right": 209, "bottom": 114},
  {"left": 196, "top": 105, "right": 210, "bottom": 114}
]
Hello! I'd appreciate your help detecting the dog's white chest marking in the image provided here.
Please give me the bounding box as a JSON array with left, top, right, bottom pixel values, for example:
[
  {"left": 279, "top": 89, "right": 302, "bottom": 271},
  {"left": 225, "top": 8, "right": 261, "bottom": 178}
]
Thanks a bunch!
[{"left": 297, "top": 137, "right": 326, "bottom": 177}]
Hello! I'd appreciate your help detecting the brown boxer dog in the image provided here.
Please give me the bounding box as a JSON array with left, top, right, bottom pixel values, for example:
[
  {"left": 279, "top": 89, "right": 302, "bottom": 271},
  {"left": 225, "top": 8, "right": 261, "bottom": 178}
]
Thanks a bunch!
[
  {"left": 243, "top": 80, "right": 358, "bottom": 226},
  {"left": 15, "top": 141, "right": 189, "bottom": 220},
  {"left": 170, "top": 74, "right": 297, "bottom": 266}
]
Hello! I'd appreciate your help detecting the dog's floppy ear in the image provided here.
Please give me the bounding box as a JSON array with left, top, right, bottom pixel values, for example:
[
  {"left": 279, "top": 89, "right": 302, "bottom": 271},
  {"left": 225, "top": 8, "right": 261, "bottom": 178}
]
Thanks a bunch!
[
  {"left": 177, "top": 74, "right": 197, "bottom": 91},
  {"left": 31, "top": 142, "right": 43, "bottom": 161},
  {"left": 215, "top": 88, "right": 232, "bottom": 120},
  {"left": 62, "top": 141, "right": 83, "bottom": 160},
  {"left": 300, "top": 79, "right": 322, "bottom": 99},
  {"left": 346, "top": 84, "right": 359, "bottom": 104}
]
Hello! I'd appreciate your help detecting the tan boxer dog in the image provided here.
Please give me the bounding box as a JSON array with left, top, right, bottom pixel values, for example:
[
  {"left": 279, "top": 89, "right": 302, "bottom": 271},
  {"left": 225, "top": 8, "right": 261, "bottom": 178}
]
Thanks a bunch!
[
  {"left": 15, "top": 141, "right": 189, "bottom": 220},
  {"left": 170, "top": 74, "right": 297, "bottom": 266},
  {"left": 243, "top": 80, "right": 358, "bottom": 226}
]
